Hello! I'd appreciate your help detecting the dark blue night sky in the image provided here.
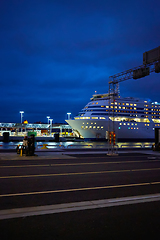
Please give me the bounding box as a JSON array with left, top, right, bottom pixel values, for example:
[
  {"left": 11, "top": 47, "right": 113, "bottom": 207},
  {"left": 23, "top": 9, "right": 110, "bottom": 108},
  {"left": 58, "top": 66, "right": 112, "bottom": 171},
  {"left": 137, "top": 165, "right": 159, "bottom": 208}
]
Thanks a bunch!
[{"left": 1, "top": 0, "right": 160, "bottom": 123}]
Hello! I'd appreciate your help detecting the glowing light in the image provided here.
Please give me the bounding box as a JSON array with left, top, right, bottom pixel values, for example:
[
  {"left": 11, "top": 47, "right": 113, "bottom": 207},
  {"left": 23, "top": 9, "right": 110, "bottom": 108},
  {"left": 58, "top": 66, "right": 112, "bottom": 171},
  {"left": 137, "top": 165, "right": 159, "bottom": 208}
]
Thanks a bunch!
[
  {"left": 23, "top": 120, "right": 28, "bottom": 124},
  {"left": 19, "top": 111, "right": 24, "bottom": 123},
  {"left": 46, "top": 116, "right": 50, "bottom": 124},
  {"left": 67, "top": 113, "right": 71, "bottom": 119}
]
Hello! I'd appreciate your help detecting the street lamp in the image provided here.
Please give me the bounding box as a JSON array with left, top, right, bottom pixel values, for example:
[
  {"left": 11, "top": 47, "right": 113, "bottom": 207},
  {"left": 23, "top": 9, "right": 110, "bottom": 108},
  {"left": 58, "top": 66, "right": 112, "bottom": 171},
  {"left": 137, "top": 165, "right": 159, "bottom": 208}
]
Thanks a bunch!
[
  {"left": 67, "top": 112, "right": 71, "bottom": 119},
  {"left": 19, "top": 111, "right": 24, "bottom": 123},
  {"left": 49, "top": 118, "right": 53, "bottom": 136},
  {"left": 46, "top": 116, "right": 50, "bottom": 124}
]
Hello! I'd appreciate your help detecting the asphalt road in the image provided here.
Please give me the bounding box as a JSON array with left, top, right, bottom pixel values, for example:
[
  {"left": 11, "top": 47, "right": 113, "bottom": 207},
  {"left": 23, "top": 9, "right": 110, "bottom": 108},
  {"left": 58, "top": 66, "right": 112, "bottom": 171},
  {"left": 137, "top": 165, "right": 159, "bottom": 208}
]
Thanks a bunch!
[{"left": 0, "top": 152, "right": 160, "bottom": 239}]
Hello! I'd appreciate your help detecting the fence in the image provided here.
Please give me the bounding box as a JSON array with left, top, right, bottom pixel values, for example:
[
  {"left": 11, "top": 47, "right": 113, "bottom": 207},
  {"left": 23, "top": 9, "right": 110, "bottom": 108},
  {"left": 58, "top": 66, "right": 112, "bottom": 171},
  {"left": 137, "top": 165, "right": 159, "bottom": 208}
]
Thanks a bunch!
[{"left": 0, "top": 143, "right": 153, "bottom": 150}]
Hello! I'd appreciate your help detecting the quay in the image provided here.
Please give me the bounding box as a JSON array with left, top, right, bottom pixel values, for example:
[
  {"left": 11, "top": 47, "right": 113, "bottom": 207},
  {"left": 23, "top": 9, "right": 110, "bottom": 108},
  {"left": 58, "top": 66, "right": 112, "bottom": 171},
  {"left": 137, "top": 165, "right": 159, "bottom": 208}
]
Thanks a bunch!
[
  {"left": 0, "top": 122, "right": 77, "bottom": 142},
  {"left": 0, "top": 146, "right": 158, "bottom": 160}
]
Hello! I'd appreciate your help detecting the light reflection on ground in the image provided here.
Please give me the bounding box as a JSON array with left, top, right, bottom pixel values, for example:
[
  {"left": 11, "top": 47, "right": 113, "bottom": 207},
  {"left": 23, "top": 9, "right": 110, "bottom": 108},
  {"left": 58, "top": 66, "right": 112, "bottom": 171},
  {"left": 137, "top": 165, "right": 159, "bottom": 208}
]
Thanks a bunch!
[{"left": 0, "top": 141, "right": 154, "bottom": 149}]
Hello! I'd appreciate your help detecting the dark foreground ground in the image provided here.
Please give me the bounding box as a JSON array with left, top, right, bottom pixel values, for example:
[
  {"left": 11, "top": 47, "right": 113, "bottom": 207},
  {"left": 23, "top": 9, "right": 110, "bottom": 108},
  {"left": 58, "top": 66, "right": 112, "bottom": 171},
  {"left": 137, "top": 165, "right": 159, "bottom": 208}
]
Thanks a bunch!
[
  {"left": 0, "top": 201, "right": 160, "bottom": 240},
  {"left": 0, "top": 150, "right": 160, "bottom": 239}
]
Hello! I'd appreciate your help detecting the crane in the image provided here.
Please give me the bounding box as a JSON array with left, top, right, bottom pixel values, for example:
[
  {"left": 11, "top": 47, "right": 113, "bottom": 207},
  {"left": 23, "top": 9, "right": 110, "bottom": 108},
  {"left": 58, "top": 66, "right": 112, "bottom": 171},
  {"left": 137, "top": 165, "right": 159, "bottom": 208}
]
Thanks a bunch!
[{"left": 107, "top": 46, "right": 160, "bottom": 154}]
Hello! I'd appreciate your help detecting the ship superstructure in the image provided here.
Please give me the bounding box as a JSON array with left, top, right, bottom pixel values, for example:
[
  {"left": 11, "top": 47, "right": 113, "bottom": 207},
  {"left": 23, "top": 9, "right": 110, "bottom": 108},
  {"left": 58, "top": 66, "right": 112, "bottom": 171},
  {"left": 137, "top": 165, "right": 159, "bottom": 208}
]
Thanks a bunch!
[{"left": 66, "top": 92, "right": 160, "bottom": 141}]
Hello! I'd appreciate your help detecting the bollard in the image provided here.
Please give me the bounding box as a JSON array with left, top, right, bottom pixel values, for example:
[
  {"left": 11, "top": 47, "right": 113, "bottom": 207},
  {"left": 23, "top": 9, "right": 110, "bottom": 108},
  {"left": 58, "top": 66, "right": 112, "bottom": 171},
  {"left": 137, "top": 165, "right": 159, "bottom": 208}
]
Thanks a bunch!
[
  {"left": 41, "top": 144, "right": 48, "bottom": 149},
  {"left": 20, "top": 148, "right": 23, "bottom": 156}
]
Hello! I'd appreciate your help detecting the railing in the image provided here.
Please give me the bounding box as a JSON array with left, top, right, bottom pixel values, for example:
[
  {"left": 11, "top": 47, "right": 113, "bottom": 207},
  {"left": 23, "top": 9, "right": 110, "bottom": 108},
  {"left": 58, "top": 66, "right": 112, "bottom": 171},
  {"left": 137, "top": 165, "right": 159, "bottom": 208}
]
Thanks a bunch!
[
  {"left": 67, "top": 144, "right": 93, "bottom": 149},
  {"left": 36, "top": 144, "right": 65, "bottom": 149},
  {"left": 0, "top": 143, "right": 153, "bottom": 150},
  {"left": 120, "top": 144, "right": 142, "bottom": 148},
  {"left": 120, "top": 143, "right": 153, "bottom": 148},
  {"left": 143, "top": 144, "right": 153, "bottom": 148}
]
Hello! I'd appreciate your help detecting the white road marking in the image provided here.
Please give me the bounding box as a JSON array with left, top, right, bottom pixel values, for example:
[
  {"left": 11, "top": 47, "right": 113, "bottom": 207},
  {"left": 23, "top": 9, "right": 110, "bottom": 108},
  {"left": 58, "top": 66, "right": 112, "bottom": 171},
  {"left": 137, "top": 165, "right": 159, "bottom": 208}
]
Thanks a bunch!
[{"left": 0, "top": 193, "right": 160, "bottom": 220}]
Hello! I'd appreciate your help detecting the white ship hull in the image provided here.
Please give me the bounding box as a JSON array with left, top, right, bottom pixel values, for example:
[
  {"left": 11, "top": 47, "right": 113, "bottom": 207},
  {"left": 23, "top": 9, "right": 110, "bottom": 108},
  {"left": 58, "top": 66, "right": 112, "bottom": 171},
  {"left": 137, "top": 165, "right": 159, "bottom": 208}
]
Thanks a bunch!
[
  {"left": 66, "top": 119, "right": 155, "bottom": 141},
  {"left": 66, "top": 92, "right": 159, "bottom": 141}
]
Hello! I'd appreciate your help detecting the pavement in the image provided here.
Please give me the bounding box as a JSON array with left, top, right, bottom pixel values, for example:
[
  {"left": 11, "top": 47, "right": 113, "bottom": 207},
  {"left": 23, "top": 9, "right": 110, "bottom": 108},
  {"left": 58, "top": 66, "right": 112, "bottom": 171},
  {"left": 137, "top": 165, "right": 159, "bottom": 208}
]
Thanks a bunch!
[
  {"left": 0, "top": 148, "right": 159, "bottom": 160},
  {"left": 1, "top": 193, "right": 160, "bottom": 220},
  {"left": 0, "top": 150, "right": 75, "bottom": 160}
]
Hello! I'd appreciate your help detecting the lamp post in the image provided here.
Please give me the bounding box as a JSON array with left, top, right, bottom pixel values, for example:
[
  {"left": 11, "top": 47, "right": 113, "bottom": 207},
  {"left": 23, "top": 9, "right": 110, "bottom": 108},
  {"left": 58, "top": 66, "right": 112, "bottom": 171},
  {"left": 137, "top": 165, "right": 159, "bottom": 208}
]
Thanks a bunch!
[
  {"left": 67, "top": 112, "right": 71, "bottom": 119},
  {"left": 19, "top": 111, "right": 24, "bottom": 135},
  {"left": 46, "top": 116, "right": 50, "bottom": 124},
  {"left": 20, "top": 111, "right": 24, "bottom": 123},
  {"left": 49, "top": 118, "right": 53, "bottom": 136}
]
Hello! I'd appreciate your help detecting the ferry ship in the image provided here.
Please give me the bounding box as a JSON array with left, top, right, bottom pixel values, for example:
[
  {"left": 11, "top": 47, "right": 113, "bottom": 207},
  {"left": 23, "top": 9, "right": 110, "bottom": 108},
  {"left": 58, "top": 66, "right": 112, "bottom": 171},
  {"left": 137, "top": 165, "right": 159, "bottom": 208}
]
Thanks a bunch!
[{"left": 65, "top": 92, "right": 160, "bottom": 141}]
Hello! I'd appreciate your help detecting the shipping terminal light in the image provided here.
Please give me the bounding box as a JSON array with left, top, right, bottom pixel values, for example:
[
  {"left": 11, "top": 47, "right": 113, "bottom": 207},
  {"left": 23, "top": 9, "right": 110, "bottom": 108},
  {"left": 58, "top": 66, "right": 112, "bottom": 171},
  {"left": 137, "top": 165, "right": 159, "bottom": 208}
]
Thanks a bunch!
[
  {"left": 19, "top": 111, "right": 24, "bottom": 123},
  {"left": 67, "top": 113, "right": 71, "bottom": 119},
  {"left": 46, "top": 116, "right": 50, "bottom": 124},
  {"left": 49, "top": 118, "right": 53, "bottom": 136}
]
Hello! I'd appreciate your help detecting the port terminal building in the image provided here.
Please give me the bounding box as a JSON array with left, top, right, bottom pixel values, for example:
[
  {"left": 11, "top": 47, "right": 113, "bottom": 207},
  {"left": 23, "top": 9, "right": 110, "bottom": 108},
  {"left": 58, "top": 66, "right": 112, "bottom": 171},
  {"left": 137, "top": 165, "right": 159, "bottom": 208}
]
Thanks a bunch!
[{"left": 0, "top": 122, "right": 74, "bottom": 141}]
